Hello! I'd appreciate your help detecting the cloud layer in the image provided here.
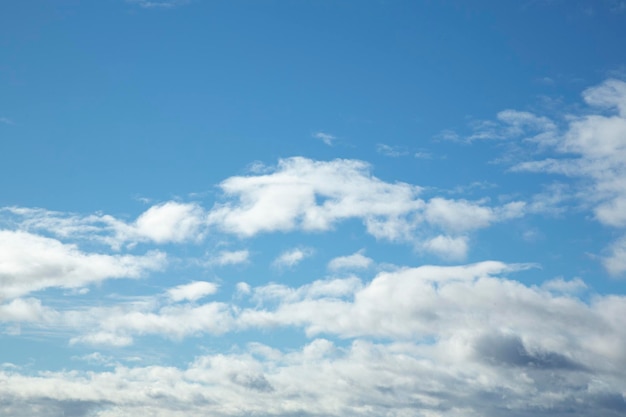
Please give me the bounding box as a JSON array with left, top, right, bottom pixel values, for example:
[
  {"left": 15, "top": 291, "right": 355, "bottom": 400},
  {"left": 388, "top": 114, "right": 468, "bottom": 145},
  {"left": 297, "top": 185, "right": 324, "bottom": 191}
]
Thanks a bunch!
[
  {"left": 3, "top": 78, "right": 626, "bottom": 416},
  {"left": 1, "top": 261, "right": 626, "bottom": 416}
]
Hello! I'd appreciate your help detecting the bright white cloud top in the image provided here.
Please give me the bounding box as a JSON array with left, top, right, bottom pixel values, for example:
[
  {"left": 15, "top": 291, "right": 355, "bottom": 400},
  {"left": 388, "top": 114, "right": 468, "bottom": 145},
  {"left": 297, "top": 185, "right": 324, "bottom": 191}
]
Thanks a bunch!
[{"left": 1, "top": 1, "right": 626, "bottom": 416}]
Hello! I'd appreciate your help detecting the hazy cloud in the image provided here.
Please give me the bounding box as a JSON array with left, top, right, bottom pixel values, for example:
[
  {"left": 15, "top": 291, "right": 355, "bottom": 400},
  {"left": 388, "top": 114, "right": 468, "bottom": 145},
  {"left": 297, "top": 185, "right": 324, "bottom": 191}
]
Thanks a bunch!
[
  {"left": 312, "top": 131, "right": 336, "bottom": 146},
  {"left": 376, "top": 143, "right": 408, "bottom": 157},
  {"left": 126, "top": 0, "right": 189, "bottom": 9},
  {"left": 272, "top": 247, "right": 313, "bottom": 269}
]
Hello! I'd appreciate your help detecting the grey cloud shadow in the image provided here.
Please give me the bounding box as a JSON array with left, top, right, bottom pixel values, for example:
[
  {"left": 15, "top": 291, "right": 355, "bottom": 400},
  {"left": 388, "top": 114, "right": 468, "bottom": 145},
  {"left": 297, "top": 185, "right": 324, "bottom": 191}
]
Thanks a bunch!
[
  {"left": 475, "top": 332, "right": 586, "bottom": 371},
  {"left": 230, "top": 372, "right": 275, "bottom": 393}
]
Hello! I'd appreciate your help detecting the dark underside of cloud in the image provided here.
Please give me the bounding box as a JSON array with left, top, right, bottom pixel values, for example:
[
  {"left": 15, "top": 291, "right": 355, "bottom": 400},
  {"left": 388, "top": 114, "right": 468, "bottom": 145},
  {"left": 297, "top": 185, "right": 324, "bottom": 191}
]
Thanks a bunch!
[
  {"left": 474, "top": 332, "right": 586, "bottom": 370},
  {"left": 0, "top": 397, "right": 112, "bottom": 417}
]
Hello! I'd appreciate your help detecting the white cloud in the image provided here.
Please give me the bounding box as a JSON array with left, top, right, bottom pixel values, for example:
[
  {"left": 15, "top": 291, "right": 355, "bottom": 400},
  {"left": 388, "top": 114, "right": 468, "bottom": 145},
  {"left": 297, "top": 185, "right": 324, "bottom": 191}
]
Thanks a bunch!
[
  {"left": 420, "top": 199, "right": 525, "bottom": 257},
  {"left": 71, "top": 332, "right": 133, "bottom": 347},
  {"left": 49, "top": 262, "right": 538, "bottom": 346},
  {"left": 0, "top": 230, "right": 166, "bottom": 300},
  {"left": 206, "top": 157, "right": 526, "bottom": 260},
  {"left": 1, "top": 201, "right": 206, "bottom": 249},
  {"left": 603, "top": 235, "right": 626, "bottom": 276},
  {"left": 376, "top": 143, "right": 408, "bottom": 157},
  {"left": 327, "top": 250, "right": 373, "bottom": 271},
  {"left": 467, "top": 109, "right": 556, "bottom": 142},
  {"left": 0, "top": 117, "right": 13, "bottom": 125},
  {"left": 0, "top": 154, "right": 536, "bottom": 268},
  {"left": 1, "top": 159, "right": 531, "bottom": 264},
  {"left": 542, "top": 277, "right": 587, "bottom": 294},
  {"left": 210, "top": 250, "right": 250, "bottom": 266},
  {"left": 424, "top": 198, "right": 494, "bottom": 233},
  {"left": 435, "top": 128, "right": 461, "bottom": 141},
  {"left": 509, "top": 79, "right": 626, "bottom": 274},
  {"left": 421, "top": 235, "right": 469, "bottom": 260},
  {"left": 0, "top": 298, "right": 53, "bottom": 323},
  {"left": 71, "top": 301, "right": 234, "bottom": 346},
  {"left": 168, "top": 281, "right": 218, "bottom": 302},
  {"left": 0, "top": 337, "right": 608, "bottom": 417},
  {"left": 3, "top": 262, "right": 626, "bottom": 416},
  {"left": 312, "top": 131, "right": 336, "bottom": 145},
  {"left": 583, "top": 78, "right": 626, "bottom": 115},
  {"left": 133, "top": 202, "right": 205, "bottom": 244},
  {"left": 272, "top": 247, "right": 313, "bottom": 269},
  {"left": 72, "top": 352, "right": 116, "bottom": 367},
  {"left": 413, "top": 151, "right": 433, "bottom": 159},
  {"left": 207, "top": 157, "right": 423, "bottom": 237},
  {"left": 236, "top": 282, "right": 251, "bottom": 295},
  {"left": 239, "top": 261, "right": 540, "bottom": 338}
]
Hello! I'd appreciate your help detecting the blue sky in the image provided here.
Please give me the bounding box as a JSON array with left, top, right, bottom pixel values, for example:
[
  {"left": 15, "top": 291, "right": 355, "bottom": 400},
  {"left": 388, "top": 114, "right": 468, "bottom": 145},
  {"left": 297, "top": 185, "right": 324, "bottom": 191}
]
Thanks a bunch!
[{"left": 2, "top": 1, "right": 626, "bottom": 416}]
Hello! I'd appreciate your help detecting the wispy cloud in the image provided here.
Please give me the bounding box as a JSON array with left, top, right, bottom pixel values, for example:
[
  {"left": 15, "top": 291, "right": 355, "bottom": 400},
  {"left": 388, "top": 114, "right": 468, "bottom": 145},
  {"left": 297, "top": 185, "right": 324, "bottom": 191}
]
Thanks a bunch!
[
  {"left": 466, "top": 110, "right": 556, "bottom": 142},
  {"left": 312, "top": 131, "right": 336, "bottom": 146},
  {"left": 434, "top": 128, "right": 461, "bottom": 142},
  {"left": 376, "top": 143, "right": 408, "bottom": 157},
  {"left": 505, "top": 79, "right": 626, "bottom": 274},
  {"left": 0, "top": 117, "right": 14, "bottom": 125},
  {"left": 272, "top": 247, "right": 313, "bottom": 269},
  {"left": 209, "top": 249, "right": 250, "bottom": 266},
  {"left": 126, "top": 0, "right": 189, "bottom": 9},
  {"left": 413, "top": 151, "right": 433, "bottom": 159},
  {"left": 2, "top": 201, "right": 207, "bottom": 249},
  {"left": 437, "top": 110, "right": 556, "bottom": 143}
]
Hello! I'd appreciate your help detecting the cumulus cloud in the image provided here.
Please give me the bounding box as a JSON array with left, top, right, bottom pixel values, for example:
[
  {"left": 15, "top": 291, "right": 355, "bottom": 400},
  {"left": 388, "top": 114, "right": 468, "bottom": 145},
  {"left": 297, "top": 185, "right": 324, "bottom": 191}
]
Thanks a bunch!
[
  {"left": 0, "top": 298, "right": 54, "bottom": 323},
  {"left": 19, "top": 262, "right": 527, "bottom": 346},
  {"left": 240, "top": 261, "right": 543, "bottom": 338},
  {"left": 1, "top": 158, "right": 531, "bottom": 263},
  {"left": 0, "top": 230, "right": 166, "bottom": 300},
  {"left": 2, "top": 338, "right": 622, "bottom": 417},
  {"left": 3, "top": 261, "right": 626, "bottom": 416},
  {"left": 207, "top": 157, "right": 424, "bottom": 237},
  {"left": 1, "top": 201, "right": 206, "bottom": 249},
  {"left": 133, "top": 202, "right": 205, "bottom": 244},
  {"left": 71, "top": 301, "right": 234, "bottom": 346},
  {"left": 206, "top": 157, "right": 527, "bottom": 260},
  {"left": 421, "top": 234, "right": 469, "bottom": 260}
]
